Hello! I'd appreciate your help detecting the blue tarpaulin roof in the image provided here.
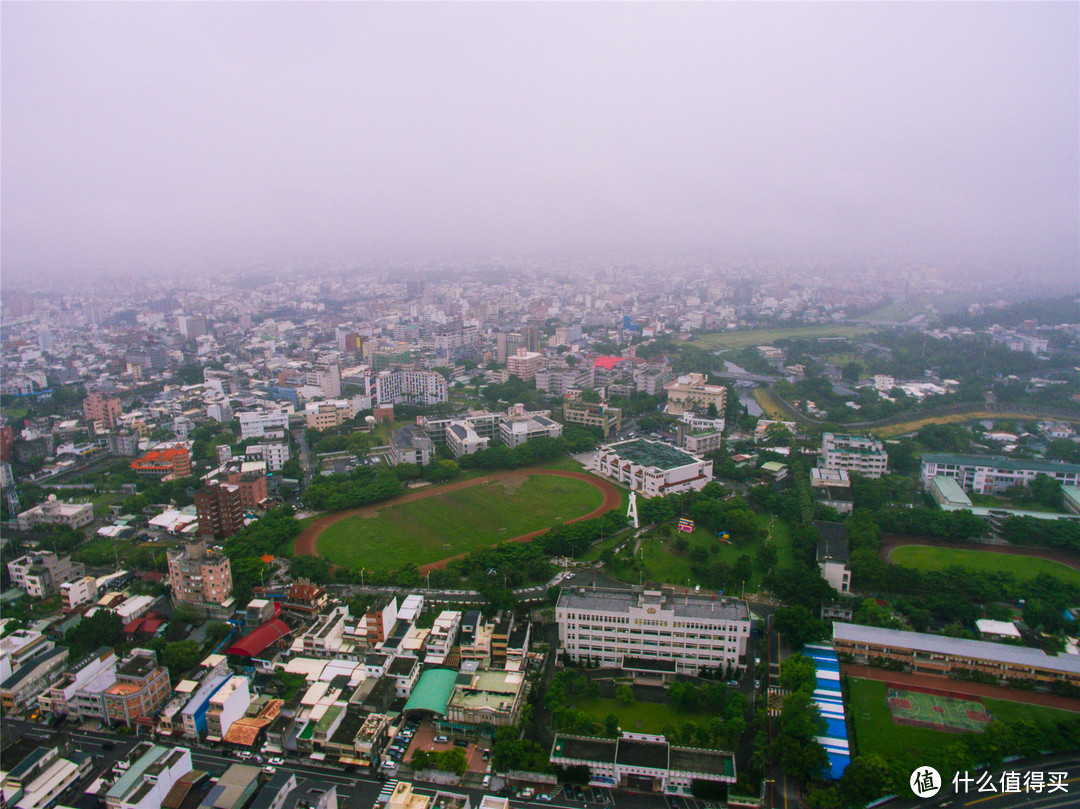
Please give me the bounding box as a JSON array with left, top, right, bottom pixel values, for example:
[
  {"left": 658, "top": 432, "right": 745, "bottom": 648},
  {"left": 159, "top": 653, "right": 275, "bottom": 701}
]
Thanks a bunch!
[{"left": 804, "top": 644, "right": 852, "bottom": 780}]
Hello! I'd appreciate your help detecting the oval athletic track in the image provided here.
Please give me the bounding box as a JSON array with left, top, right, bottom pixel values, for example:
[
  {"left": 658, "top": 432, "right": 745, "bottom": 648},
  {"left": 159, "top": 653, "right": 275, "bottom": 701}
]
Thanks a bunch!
[
  {"left": 293, "top": 467, "right": 621, "bottom": 574},
  {"left": 880, "top": 534, "right": 1080, "bottom": 573}
]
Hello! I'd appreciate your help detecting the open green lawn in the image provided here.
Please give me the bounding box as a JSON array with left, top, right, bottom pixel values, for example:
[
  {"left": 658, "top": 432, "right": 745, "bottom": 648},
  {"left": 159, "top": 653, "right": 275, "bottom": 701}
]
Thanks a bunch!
[
  {"left": 847, "top": 678, "right": 1080, "bottom": 758},
  {"left": 889, "top": 545, "right": 1080, "bottom": 588},
  {"left": 317, "top": 473, "right": 606, "bottom": 570},
  {"left": 624, "top": 513, "right": 792, "bottom": 591},
  {"left": 692, "top": 325, "right": 875, "bottom": 351},
  {"left": 568, "top": 697, "right": 689, "bottom": 734}
]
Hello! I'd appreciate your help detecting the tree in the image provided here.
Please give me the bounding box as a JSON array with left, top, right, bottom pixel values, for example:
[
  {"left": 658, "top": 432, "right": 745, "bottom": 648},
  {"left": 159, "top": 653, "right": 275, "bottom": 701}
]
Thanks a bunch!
[
  {"left": 615, "top": 683, "right": 635, "bottom": 705},
  {"left": 774, "top": 606, "right": 826, "bottom": 651},
  {"left": 162, "top": 640, "right": 202, "bottom": 678},
  {"left": 779, "top": 653, "right": 817, "bottom": 695},
  {"left": 841, "top": 754, "right": 895, "bottom": 808},
  {"left": 1029, "top": 474, "right": 1064, "bottom": 510},
  {"left": 841, "top": 362, "right": 862, "bottom": 383},
  {"left": 604, "top": 714, "right": 620, "bottom": 737}
]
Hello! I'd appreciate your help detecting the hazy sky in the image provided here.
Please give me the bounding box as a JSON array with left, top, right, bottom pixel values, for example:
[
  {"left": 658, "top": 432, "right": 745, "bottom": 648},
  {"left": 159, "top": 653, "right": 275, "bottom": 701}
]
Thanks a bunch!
[{"left": 2, "top": 2, "right": 1078, "bottom": 280}]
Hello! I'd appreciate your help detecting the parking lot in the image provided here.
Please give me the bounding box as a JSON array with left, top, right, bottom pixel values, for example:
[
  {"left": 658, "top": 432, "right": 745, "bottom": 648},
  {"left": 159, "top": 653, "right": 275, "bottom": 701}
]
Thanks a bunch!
[{"left": 402, "top": 717, "right": 491, "bottom": 775}]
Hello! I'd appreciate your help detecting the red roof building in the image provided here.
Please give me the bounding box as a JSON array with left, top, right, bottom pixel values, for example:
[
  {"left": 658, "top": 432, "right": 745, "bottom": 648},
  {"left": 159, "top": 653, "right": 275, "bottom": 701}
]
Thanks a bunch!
[
  {"left": 130, "top": 445, "right": 192, "bottom": 479},
  {"left": 592, "top": 356, "right": 624, "bottom": 371},
  {"left": 225, "top": 618, "right": 291, "bottom": 658}
]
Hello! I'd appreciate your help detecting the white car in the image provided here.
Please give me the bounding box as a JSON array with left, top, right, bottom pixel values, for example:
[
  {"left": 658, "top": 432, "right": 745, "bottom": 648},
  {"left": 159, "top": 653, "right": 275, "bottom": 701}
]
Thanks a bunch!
[
  {"left": 237, "top": 751, "right": 253, "bottom": 759},
  {"left": 262, "top": 766, "right": 277, "bottom": 776},
  {"left": 268, "top": 757, "right": 285, "bottom": 766},
  {"left": 434, "top": 735, "right": 448, "bottom": 743}
]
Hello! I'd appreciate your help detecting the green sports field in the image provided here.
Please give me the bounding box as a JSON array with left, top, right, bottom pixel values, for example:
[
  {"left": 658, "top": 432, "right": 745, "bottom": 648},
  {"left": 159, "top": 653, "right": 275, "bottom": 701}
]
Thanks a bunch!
[
  {"left": 691, "top": 324, "right": 874, "bottom": 351},
  {"left": 888, "top": 545, "right": 1080, "bottom": 588},
  {"left": 316, "top": 473, "right": 605, "bottom": 570},
  {"left": 848, "top": 678, "right": 1079, "bottom": 758}
]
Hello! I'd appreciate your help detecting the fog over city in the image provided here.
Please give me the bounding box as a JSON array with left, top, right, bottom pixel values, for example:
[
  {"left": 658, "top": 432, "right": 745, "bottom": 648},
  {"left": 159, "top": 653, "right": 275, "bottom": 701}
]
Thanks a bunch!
[{"left": 2, "top": 2, "right": 1077, "bottom": 283}]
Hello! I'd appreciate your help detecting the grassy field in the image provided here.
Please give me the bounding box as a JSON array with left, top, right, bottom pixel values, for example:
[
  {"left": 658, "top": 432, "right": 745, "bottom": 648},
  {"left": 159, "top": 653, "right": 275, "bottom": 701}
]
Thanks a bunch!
[
  {"left": 847, "top": 678, "right": 1080, "bottom": 759},
  {"left": 692, "top": 324, "right": 875, "bottom": 351},
  {"left": 317, "top": 473, "right": 606, "bottom": 570},
  {"left": 888, "top": 545, "right": 1080, "bottom": 588},
  {"left": 625, "top": 513, "right": 793, "bottom": 591},
  {"left": 752, "top": 387, "right": 789, "bottom": 420},
  {"left": 568, "top": 697, "right": 688, "bottom": 734}
]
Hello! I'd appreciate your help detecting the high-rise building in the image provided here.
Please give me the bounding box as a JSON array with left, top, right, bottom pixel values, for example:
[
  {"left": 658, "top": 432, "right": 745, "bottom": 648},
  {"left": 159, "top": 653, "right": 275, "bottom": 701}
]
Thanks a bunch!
[
  {"left": 663, "top": 373, "right": 727, "bottom": 417},
  {"left": 195, "top": 482, "right": 244, "bottom": 540},
  {"left": 820, "top": 433, "right": 889, "bottom": 479},
  {"left": 167, "top": 541, "right": 233, "bottom": 609},
  {"left": 507, "top": 348, "right": 546, "bottom": 381},
  {"left": 83, "top": 392, "right": 122, "bottom": 430}
]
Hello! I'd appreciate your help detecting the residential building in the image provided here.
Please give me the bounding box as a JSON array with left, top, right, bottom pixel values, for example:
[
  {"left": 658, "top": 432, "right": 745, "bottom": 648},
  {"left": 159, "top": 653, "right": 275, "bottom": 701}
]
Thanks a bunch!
[
  {"left": 7, "top": 551, "right": 86, "bottom": 598},
  {"left": 424, "top": 610, "right": 461, "bottom": 666},
  {"left": 819, "top": 433, "right": 888, "bottom": 479},
  {"left": 238, "top": 411, "right": 290, "bottom": 441},
  {"left": 197, "top": 763, "right": 261, "bottom": 809},
  {"left": 205, "top": 676, "right": 251, "bottom": 741},
  {"left": 195, "top": 482, "right": 245, "bottom": 540},
  {"left": 595, "top": 439, "right": 713, "bottom": 498},
  {"left": 681, "top": 429, "right": 723, "bottom": 455},
  {"left": 1, "top": 647, "right": 70, "bottom": 713},
  {"left": 815, "top": 522, "right": 851, "bottom": 594},
  {"left": 535, "top": 366, "right": 592, "bottom": 397},
  {"left": 61, "top": 576, "right": 99, "bottom": 612},
  {"left": 107, "top": 431, "right": 140, "bottom": 457},
  {"left": 0, "top": 630, "right": 52, "bottom": 677},
  {"left": 103, "top": 649, "right": 172, "bottom": 727},
  {"left": 634, "top": 364, "right": 673, "bottom": 396},
  {"left": 246, "top": 442, "right": 290, "bottom": 472},
  {"left": 507, "top": 348, "right": 546, "bottom": 381},
  {"left": 663, "top": 373, "right": 727, "bottom": 417},
  {"left": 562, "top": 401, "right": 622, "bottom": 437},
  {"left": 214, "top": 460, "right": 269, "bottom": 511},
  {"left": 387, "top": 655, "right": 420, "bottom": 698},
  {"left": 309, "top": 363, "right": 342, "bottom": 398},
  {"left": 16, "top": 497, "right": 93, "bottom": 532},
  {"left": 389, "top": 425, "right": 435, "bottom": 466},
  {"left": 7, "top": 747, "right": 92, "bottom": 809},
  {"left": 832, "top": 622, "right": 1080, "bottom": 687},
  {"left": 40, "top": 647, "right": 117, "bottom": 719},
  {"left": 167, "top": 542, "right": 233, "bottom": 610},
  {"left": 419, "top": 411, "right": 501, "bottom": 446},
  {"left": 83, "top": 392, "right": 122, "bottom": 430},
  {"left": 104, "top": 745, "right": 193, "bottom": 809},
  {"left": 549, "top": 733, "right": 735, "bottom": 793},
  {"left": 920, "top": 453, "right": 1080, "bottom": 495},
  {"left": 130, "top": 445, "right": 192, "bottom": 479},
  {"left": 556, "top": 585, "right": 750, "bottom": 674}
]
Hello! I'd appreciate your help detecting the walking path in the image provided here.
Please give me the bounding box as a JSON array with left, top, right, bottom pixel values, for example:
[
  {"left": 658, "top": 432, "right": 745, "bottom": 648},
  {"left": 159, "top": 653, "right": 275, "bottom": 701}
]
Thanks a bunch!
[{"left": 294, "top": 468, "right": 622, "bottom": 573}]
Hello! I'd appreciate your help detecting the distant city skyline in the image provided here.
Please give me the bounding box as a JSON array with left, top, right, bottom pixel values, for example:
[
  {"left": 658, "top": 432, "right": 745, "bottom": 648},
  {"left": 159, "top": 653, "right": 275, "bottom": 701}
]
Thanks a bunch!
[{"left": 2, "top": 2, "right": 1077, "bottom": 283}]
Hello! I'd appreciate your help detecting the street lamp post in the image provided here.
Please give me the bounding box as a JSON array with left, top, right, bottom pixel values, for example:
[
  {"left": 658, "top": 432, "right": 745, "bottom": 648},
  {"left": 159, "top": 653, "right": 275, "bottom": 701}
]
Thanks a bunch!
[{"left": 360, "top": 567, "right": 365, "bottom": 588}]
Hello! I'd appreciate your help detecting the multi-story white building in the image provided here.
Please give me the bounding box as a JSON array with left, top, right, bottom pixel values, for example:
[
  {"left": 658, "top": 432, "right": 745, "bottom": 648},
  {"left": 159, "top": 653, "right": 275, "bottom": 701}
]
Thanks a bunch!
[
  {"left": 820, "top": 433, "right": 889, "bottom": 479},
  {"left": 205, "top": 675, "right": 250, "bottom": 740},
  {"left": 595, "top": 439, "right": 713, "bottom": 498},
  {"left": 7, "top": 551, "right": 86, "bottom": 598},
  {"left": 507, "top": 348, "right": 546, "bottom": 381},
  {"left": 446, "top": 422, "right": 489, "bottom": 458},
  {"left": 17, "top": 497, "right": 93, "bottom": 532},
  {"left": 238, "top": 410, "right": 290, "bottom": 441},
  {"left": 562, "top": 401, "right": 622, "bottom": 437},
  {"left": 663, "top": 373, "right": 727, "bottom": 417},
  {"left": 104, "top": 744, "right": 192, "bottom": 809},
  {"left": 499, "top": 405, "right": 563, "bottom": 448},
  {"left": 389, "top": 425, "right": 435, "bottom": 466},
  {"left": 309, "top": 363, "right": 341, "bottom": 398},
  {"left": 246, "top": 442, "right": 291, "bottom": 472},
  {"left": 61, "top": 576, "right": 99, "bottom": 613},
  {"left": 556, "top": 585, "right": 750, "bottom": 675},
  {"left": 39, "top": 648, "right": 117, "bottom": 720},
  {"left": 369, "top": 370, "right": 448, "bottom": 406},
  {"left": 424, "top": 610, "right": 461, "bottom": 666},
  {"left": 920, "top": 453, "right": 1080, "bottom": 495}
]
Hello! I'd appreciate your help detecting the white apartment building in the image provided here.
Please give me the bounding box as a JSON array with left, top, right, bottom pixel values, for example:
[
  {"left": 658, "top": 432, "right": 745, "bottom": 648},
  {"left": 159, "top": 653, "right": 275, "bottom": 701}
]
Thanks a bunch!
[
  {"left": 17, "top": 497, "right": 93, "bottom": 532},
  {"left": 389, "top": 425, "right": 435, "bottom": 466},
  {"left": 507, "top": 348, "right": 546, "bottom": 381},
  {"left": 369, "top": 370, "right": 448, "bottom": 406},
  {"left": 7, "top": 551, "right": 85, "bottom": 598},
  {"left": 60, "top": 576, "right": 98, "bottom": 613},
  {"left": 238, "top": 410, "right": 290, "bottom": 441},
  {"left": 920, "top": 453, "right": 1080, "bottom": 495},
  {"left": 596, "top": 439, "right": 713, "bottom": 498},
  {"left": 556, "top": 586, "right": 751, "bottom": 674},
  {"left": 663, "top": 373, "right": 727, "bottom": 417},
  {"left": 246, "top": 442, "right": 290, "bottom": 472},
  {"left": 446, "top": 422, "right": 489, "bottom": 458},
  {"left": 424, "top": 610, "right": 462, "bottom": 666},
  {"left": 298, "top": 607, "right": 350, "bottom": 657},
  {"left": 40, "top": 648, "right": 117, "bottom": 719},
  {"left": 819, "top": 433, "right": 889, "bottom": 479},
  {"left": 309, "top": 363, "right": 341, "bottom": 398},
  {"left": 205, "top": 675, "right": 251, "bottom": 741}
]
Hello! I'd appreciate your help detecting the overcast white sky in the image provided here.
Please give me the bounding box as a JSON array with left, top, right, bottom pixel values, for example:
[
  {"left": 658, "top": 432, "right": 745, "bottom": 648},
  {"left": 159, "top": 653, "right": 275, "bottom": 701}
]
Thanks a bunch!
[{"left": 2, "top": 2, "right": 1077, "bottom": 281}]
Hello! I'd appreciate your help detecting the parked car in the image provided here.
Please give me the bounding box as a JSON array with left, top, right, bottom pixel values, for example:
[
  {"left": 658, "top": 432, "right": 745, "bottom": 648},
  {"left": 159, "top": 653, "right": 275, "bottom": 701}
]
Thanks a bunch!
[
  {"left": 269, "top": 757, "right": 284, "bottom": 766},
  {"left": 237, "top": 751, "right": 253, "bottom": 759},
  {"left": 453, "top": 739, "right": 469, "bottom": 748},
  {"left": 262, "top": 766, "right": 277, "bottom": 776},
  {"left": 434, "top": 735, "right": 448, "bottom": 743},
  {"left": 727, "top": 680, "right": 739, "bottom": 687},
  {"left": 482, "top": 776, "right": 491, "bottom": 788}
]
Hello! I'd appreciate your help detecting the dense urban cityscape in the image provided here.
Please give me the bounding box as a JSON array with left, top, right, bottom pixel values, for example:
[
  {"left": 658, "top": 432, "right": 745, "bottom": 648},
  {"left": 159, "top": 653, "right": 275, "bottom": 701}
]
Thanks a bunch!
[{"left": 2, "top": 3, "right": 1078, "bottom": 809}]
